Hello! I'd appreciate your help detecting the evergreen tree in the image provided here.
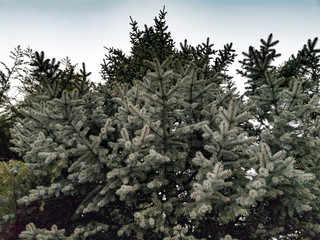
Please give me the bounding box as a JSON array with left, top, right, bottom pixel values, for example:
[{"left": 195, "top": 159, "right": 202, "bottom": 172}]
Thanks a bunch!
[
  {"left": 11, "top": 52, "right": 317, "bottom": 240},
  {"left": 99, "top": 7, "right": 237, "bottom": 121},
  {"left": 0, "top": 48, "right": 79, "bottom": 162},
  {"left": 0, "top": 46, "right": 25, "bottom": 162},
  {"left": 0, "top": 160, "right": 35, "bottom": 240},
  {"left": 238, "top": 35, "right": 320, "bottom": 239},
  {"left": 20, "top": 51, "right": 79, "bottom": 99},
  {"left": 101, "top": 6, "right": 175, "bottom": 84},
  {"left": 101, "top": 7, "right": 236, "bottom": 88},
  {"left": 0, "top": 9, "right": 319, "bottom": 240},
  {"left": 0, "top": 51, "right": 96, "bottom": 239}
]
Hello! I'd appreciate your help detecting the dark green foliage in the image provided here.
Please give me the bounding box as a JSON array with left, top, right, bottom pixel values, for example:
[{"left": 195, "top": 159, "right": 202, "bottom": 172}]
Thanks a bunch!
[
  {"left": 0, "top": 46, "right": 24, "bottom": 107},
  {"left": 101, "top": 7, "right": 236, "bottom": 89},
  {"left": 20, "top": 51, "right": 80, "bottom": 98},
  {"left": 0, "top": 113, "right": 19, "bottom": 161},
  {"left": 279, "top": 37, "right": 320, "bottom": 99},
  {"left": 237, "top": 34, "right": 282, "bottom": 94},
  {"left": 177, "top": 38, "right": 237, "bottom": 88},
  {"left": 101, "top": 7, "right": 175, "bottom": 84},
  {"left": 279, "top": 38, "right": 320, "bottom": 79},
  {"left": 0, "top": 46, "right": 26, "bottom": 162}
]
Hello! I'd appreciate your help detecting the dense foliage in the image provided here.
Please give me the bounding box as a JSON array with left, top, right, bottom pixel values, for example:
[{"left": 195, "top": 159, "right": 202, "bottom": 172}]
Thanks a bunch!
[{"left": 0, "top": 8, "right": 319, "bottom": 240}]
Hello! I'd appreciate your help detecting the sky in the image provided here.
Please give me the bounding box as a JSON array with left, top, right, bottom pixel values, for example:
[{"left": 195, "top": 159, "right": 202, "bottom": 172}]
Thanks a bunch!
[{"left": 0, "top": 0, "right": 319, "bottom": 93}]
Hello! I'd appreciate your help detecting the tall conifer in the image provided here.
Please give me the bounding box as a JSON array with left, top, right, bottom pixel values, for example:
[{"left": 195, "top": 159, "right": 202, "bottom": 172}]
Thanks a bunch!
[{"left": 0, "top": 8, "right": 319, "bottom": 240}]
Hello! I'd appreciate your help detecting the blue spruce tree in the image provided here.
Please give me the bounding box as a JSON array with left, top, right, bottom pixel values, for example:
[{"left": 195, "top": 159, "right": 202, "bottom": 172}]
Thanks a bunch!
[{"left": 1, "top": 9, "right": 319, "bottom": 240}]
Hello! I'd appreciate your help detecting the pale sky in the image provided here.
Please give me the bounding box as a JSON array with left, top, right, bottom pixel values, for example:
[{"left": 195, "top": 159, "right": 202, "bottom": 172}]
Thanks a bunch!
[{"left": 0, "top": 0, "right": 319, "bottom": 93}]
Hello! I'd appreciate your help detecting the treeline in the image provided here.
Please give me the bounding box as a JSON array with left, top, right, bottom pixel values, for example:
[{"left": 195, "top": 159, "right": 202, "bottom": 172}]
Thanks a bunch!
[{"left": 0, "top": 7, "right": 320, "bottom": 240}]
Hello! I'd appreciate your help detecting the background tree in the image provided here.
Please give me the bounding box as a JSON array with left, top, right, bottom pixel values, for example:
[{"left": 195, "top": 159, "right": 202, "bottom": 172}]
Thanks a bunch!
[
  {"left": 0, "top": 46, "right": 25, "bottom": 162},
  {"left": 101, "top": 6, "right": 175, "bottom": 84},
  {"left": 101, "top": 6, "right": 236, "bottom": 88},
  {"left": 238, "top": 35, "right": 320, "bottom": 239}
]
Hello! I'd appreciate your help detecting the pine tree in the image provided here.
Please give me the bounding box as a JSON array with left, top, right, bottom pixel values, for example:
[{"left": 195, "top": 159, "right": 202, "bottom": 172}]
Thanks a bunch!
[
  {"left": 0, "top": 46, "right": 25, "bottom": 162},
  {"left": 238, "top": 35, "right": 320, "bottom": 239},
  {"left": 101, "top": 6, "right": 175, "bottom": 84},
  {"left": 20, "top": 51, "right": 79, "bottom": 99},
  {"left": 101, "top": 7, "right": 236, "bottom": 89},
  {"left": 1, "top": 9, "right": 319, "bottom": 240},
  {"left": 10, "top": 50, "right": 317, "bottom": 240},
  {"left": 99, "top": 8, "right": 237, "bottom": 124},
  {"left": 0, "top": 48, "right": 79, "bottom": 162},
  {"left": 0, "top": 52, "right": 99, "bottom": 239}
]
